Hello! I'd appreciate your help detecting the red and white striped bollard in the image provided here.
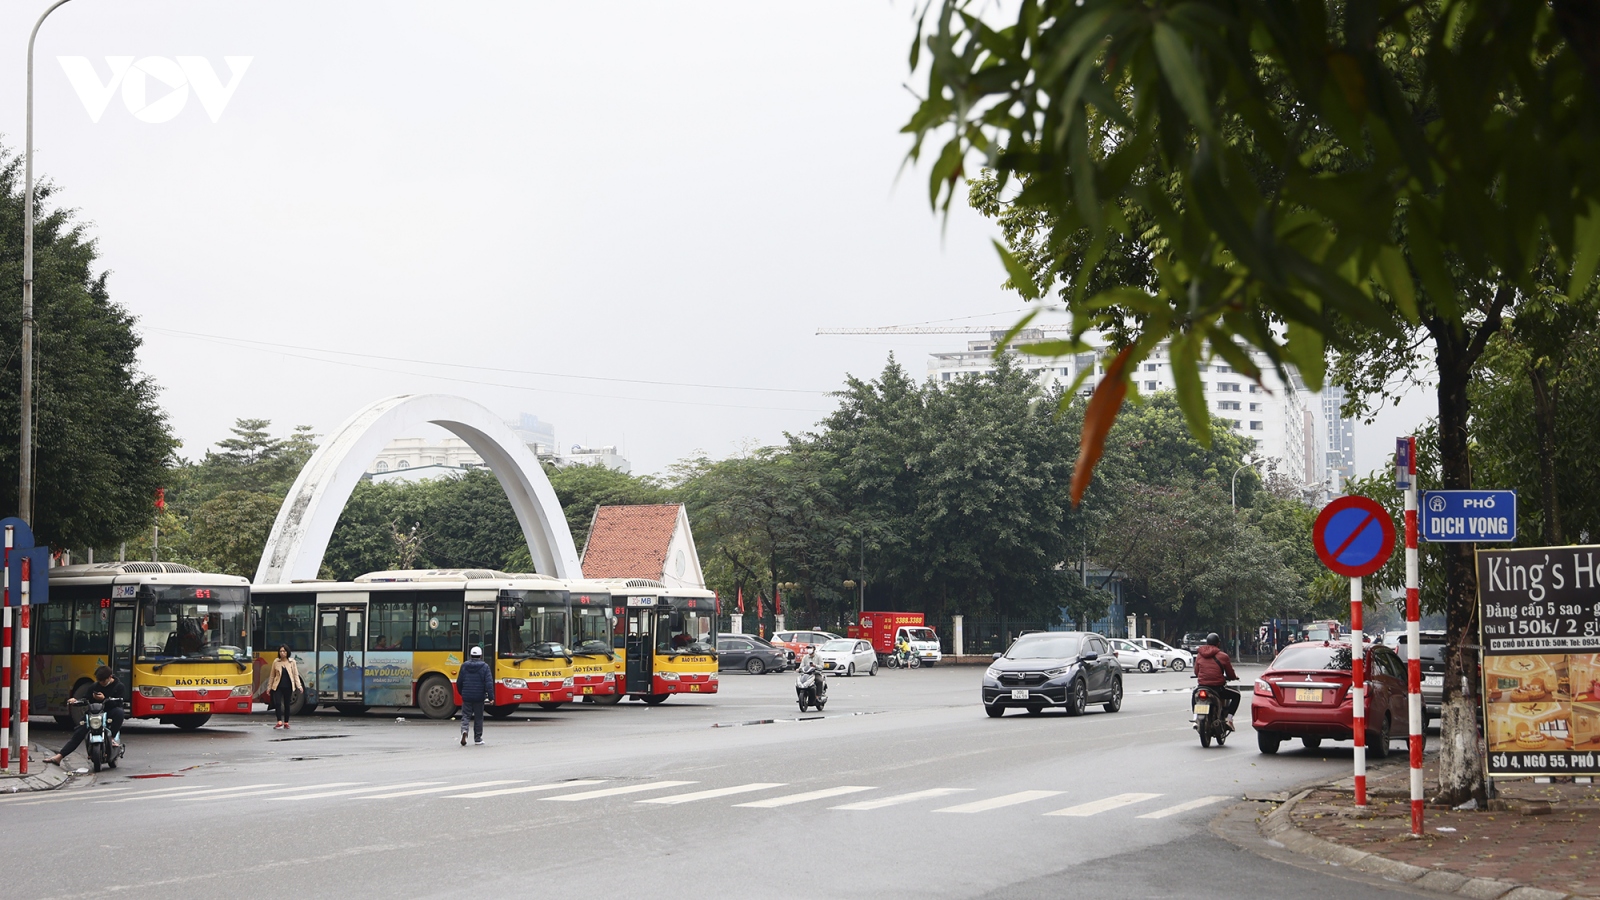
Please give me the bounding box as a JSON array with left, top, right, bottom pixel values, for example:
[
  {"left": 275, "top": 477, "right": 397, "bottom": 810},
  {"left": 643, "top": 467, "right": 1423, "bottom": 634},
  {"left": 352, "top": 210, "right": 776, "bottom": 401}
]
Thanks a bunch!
[
  {"left": 1403, "top": 437, "right": 1424, "bottom": 834},
  {"left": 1351, "top": 574, "right": 1366, "bottom": 806}
]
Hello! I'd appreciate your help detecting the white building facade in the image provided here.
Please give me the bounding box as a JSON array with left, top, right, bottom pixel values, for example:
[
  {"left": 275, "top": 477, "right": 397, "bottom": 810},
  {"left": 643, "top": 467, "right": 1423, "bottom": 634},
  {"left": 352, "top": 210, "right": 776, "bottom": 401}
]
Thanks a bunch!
[
  {"left": 366, "top": 413, "right": 631, "bottom": 478},
  {"left": 928, "top": 330, "right": 1324, "bottom": 492}
]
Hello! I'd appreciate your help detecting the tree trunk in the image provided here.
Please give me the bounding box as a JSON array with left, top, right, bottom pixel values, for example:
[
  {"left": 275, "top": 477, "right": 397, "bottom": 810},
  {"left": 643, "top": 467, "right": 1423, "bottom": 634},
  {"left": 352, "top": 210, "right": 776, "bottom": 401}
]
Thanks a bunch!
[
  {"left": 1427, "top": 289, "right": 1508, "bottom": 806},
  {"left": 1528, "top": 364, "right": 1562, "bottom": 545}
]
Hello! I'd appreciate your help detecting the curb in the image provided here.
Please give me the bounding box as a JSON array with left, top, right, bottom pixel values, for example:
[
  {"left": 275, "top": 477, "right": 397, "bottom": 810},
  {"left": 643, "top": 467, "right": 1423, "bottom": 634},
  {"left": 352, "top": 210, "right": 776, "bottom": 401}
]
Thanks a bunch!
[
  {"left": 1258, "top": 788, "right": 1583, "bottom": 900},
  {"left": 0, "top": 748, "right": 75, "bottom": 794}
]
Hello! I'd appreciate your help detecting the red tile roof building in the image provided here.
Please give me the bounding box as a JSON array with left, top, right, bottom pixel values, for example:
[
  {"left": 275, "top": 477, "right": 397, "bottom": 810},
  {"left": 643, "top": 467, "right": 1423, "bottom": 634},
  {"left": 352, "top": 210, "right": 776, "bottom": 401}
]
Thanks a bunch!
[{"left": 580, "top": 503, "right": 705, "bottom": 588}]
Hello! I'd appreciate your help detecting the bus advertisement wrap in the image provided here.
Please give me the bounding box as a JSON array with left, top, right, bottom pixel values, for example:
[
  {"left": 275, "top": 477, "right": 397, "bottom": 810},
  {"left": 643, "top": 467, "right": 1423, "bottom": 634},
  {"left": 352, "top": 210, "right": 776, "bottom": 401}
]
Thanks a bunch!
[{"left": 1476, "top": 545, "right": 1600, "bottom": 776}]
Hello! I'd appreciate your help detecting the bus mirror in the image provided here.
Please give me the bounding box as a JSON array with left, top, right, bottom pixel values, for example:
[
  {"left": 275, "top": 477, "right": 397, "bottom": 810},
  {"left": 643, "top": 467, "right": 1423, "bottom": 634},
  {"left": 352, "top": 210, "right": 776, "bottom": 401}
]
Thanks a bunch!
[{"left": 515, "top": 606, "right": 527, "bottom": 627}]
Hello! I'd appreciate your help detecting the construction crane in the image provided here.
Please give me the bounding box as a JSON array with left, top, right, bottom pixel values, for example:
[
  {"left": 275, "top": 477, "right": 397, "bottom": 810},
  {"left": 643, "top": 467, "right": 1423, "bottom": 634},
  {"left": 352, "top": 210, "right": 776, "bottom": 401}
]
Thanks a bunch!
[{"left": 815, "top": 324, "right": 1074, "bottom": 336}]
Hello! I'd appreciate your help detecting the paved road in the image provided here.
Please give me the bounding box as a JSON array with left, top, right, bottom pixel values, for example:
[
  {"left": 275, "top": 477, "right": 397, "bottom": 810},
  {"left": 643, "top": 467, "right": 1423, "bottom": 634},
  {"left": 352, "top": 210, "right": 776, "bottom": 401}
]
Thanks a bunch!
[{"left": 8, "top": 665, "right": 1436, "bottom": 899}]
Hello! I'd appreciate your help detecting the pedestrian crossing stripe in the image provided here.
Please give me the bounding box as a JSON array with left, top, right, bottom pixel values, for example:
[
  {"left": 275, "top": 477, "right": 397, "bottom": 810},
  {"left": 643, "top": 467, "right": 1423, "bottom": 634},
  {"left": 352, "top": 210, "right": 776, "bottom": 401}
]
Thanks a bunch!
[
  {"left": 1135, "top": 795, "right": 1228, "bottom": 819},
  {"left": 832, "top": 788, "right": 971, "bottom": 810},
  {"left": 544, "top": 780, "right": 696, "bottom": 802},
  {"left": 934, "top": 790, "right": 1065, "bottom": 813},
  {"left": 733, "top": 785, "right": 874, "bottom": 808},
  {"left": 270, "top": 782, "right": 441, "bottom": 801},
  {"left": 100, "top": 783, "right": 284, "bottom": 803},
  {"left": 1044, "top": 792, "right": 1162, "bottom": 816},
  {"left": 176, "top": 782, "right": 363, "bottom": 801},
  {"left": 448, "top": 780, "right": 606, "bottom": 799},
  {"left": 362, "top": 780, "right": 527, "bottom": 799},
  {"left": 639, "top": 783, "right": 786, "bottom": 804}
]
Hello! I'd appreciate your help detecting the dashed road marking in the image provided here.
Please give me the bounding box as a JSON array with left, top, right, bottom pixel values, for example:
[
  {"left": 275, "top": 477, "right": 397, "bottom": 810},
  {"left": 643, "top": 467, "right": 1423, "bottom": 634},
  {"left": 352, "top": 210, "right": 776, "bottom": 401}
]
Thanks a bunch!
[
  {"left": 362, "top": 780, "right": 528, "bottom": 799},
  {"left": 270, "top": 782, "right": 439, "bottom": 801},
  {"left": 176, "top": 782, "right": 363, "bottom": 801},
  {"left": 639, "top": 783, "right": 786, "bottom": 805},
  {"left": 734, "top": 786, "right": 875, "bottom": 808},
  {"left": 1045, "top": 792, "right": 1162, "bottom": 817},
  {"left": 448, "top": 780, "right": 607, "bottom": 799},
  {"left": 99, "top": 783, "right": 283, "bottom": 803},
  {"left": 934, "top": 790, "right": 1065, "bottom": 814},
  {"left": 544, "top": 781, "right": 696, "bottom": 802},
  {"left": 832, "top": 788, "right": 971, "bottom": 810}
]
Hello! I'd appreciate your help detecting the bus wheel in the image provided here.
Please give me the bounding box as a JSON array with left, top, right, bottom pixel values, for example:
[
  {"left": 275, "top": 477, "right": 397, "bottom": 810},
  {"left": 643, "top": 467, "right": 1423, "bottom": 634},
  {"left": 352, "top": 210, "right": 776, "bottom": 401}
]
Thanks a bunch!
[
  {"left": 591, "top": 693, "right": 623, "bottom": 706},
  {"left": 171, "top": 714, "right": 211, "bottom": 731},
  {"left": 334, "top": 704, "right": 369, "bottom": 716},
  {"left": 417, "top": 675, "right": 458, "bottom": 720},
  {"left": 640, "top": 694, "right": 669, "bottom": 705},
  {"left": 487, "top": 704, "right": 519, "bottom": 718},
  {"left": 289, "top": 690, "right": 312, "bottom": 717},
  {"left": 536, "top": 702, "right": 563, "bottom": 711}
]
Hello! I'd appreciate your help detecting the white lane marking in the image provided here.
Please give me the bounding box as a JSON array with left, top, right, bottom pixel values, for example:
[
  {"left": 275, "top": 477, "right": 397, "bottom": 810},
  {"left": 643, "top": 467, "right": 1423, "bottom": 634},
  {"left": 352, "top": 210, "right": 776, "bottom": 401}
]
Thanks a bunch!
[
  {"left": 270, "top": 782, "right": 438, "bottom": 801},
  {"left": 544, "top": 781, "right": 695, "bottom": 802},
  {"left": 639, "top": 783, "right": 786, "bottom": 805},
  {"left": 1136, "top": 795, "right": 1229, "bottom": 819},
  {"left": 1045, "top": 792, "right": 1162, "bottom": 817},
  {"left": 447, "top": 780, "right": 606, "bottom": 799},
  {"left": 175, "top": 782, "right": 364, "bottom": 801},
  {"left": 831, "top": 788, "right": 972, "bottom": 810},
  {"left": 99, "top": 783, "right": 283, "bottom": 803},
  {"left": 734, "top": 786, "right": 875, "bottom": 808},
  {"left": 934, "top": 790, "right": 1065, "bottom": 814},
  {"left": 362, "top": 780, "right": 528, "bottom": 799},
  {"left": 4, "top": 787, "right": 135, "bottom": 805}
]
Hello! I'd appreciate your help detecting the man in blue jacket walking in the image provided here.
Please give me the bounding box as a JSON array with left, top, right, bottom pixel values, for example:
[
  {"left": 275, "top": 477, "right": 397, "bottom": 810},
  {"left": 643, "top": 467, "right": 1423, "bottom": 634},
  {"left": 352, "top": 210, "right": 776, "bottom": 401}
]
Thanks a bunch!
[{"left": 457, "top": 645, "right": 493, "bottom": 746}]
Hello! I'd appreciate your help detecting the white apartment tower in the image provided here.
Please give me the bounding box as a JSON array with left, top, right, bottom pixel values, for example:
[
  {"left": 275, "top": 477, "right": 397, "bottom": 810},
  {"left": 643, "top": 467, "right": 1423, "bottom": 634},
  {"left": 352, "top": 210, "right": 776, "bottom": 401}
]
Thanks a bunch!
[{"left": 928, "top": 330, "right": 1316, "bottom": 491}]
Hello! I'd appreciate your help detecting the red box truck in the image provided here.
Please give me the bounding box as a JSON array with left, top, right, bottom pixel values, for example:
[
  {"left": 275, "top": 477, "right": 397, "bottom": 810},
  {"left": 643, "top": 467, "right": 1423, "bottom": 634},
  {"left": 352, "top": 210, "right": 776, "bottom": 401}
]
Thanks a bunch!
[{"left": 847, "top": 612, "right": 942, "bottom": 665}]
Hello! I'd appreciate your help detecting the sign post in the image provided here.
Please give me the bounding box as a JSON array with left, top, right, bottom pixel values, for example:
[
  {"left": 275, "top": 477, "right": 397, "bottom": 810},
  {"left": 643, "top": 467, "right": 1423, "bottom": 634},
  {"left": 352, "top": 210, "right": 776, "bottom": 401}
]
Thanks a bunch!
[
  {"left": 1397, "top": 436, "right": 1424, "bottom": 835},
  {"left": 2, "top": 526, "right": 10, "bottom": 773},
  {"left": 1313, "top": 495, "right": 1398, "bottom": 807}
]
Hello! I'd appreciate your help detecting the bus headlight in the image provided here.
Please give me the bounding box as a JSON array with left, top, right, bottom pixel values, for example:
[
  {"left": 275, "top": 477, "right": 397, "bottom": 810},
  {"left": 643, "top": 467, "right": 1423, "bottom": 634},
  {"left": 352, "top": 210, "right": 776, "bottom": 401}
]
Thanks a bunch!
[
  {"left": 659, "top": 672, "right": 679, "bottom": 681},
  {"left": 561, "top": 678, "right": 574, "bottom": 687},
  {"left": 501, "top": 678, "right": 528, "bottom": 689},
  {"left": 231, "top": 685, "right": 253, "bottom": 696},
  {"left": 139, "top": 685, "right": 173, "bottom": 698}
]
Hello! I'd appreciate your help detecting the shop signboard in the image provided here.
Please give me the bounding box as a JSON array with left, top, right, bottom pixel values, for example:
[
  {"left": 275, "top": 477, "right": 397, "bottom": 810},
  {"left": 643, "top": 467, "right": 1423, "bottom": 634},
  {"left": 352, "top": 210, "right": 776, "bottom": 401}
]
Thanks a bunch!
[{"left": 1476, "top": 545, "right": 1600, "bottom": 777}]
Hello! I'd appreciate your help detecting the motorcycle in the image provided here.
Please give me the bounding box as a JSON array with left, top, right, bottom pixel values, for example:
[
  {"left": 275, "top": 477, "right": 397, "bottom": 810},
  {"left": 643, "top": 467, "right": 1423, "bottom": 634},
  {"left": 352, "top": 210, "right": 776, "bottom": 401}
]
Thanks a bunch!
[
  {"left": 82, "top": 698, "right": 126, "bottom": 772},
  {"left": 796, "top": 667, "right": 827, "bottom": 712},
  {"left": 885, "top": 648, "right": 920, "bottom": 669},
  {"left": 1191, "top": 681, "right": 1234, "bottom": 748}
]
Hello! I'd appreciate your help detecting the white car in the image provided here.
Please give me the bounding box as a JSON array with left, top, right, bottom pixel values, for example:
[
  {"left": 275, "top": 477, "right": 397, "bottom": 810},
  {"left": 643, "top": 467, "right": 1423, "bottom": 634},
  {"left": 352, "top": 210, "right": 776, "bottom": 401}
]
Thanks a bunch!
[
  {"left": 1108, "top": 638, "right": 1164, "bottom": 673},
  {"left": 816, "top": 638, "right": 878, "bottom": 677},
  {"left": 1130, "top": 638, "right": 1193, "bottom": 671}
]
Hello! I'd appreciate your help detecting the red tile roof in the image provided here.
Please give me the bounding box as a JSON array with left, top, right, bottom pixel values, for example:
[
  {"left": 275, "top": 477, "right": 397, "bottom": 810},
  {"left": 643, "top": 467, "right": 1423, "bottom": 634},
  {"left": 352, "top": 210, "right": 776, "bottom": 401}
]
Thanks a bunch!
[{"left": 581, "top": 504, "right": 682, "bottom": 580}]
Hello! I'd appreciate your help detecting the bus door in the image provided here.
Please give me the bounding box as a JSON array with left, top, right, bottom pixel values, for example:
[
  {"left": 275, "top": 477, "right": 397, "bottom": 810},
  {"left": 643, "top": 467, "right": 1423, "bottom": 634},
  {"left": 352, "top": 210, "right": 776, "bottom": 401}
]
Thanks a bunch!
[
  {"left": 466, "top": 604, "right": 497, "bottom": 657},
  {"left": 110, "top": 603, "right": 136, "bottom": 691},
  {"left": 317, "top": 604, "right": 366, "bottom": 702},
  {"left": 624, "top": 606, "right": 655, "bottom": 693}
]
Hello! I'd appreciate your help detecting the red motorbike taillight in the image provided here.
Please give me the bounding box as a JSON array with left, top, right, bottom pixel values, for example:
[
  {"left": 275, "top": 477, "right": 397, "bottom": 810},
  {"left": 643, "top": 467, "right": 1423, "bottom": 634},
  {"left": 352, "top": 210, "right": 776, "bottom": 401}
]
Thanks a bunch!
[{"left": 1196, "top": 689, "right": 1210, "bottom": 700}]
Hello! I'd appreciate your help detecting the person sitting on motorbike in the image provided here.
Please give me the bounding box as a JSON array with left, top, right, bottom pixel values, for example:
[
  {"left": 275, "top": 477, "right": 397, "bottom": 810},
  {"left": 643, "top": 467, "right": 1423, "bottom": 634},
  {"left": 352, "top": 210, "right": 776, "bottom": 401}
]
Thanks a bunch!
[
  {"left": 1193, "top": 633, "right": 1240, "bottom": 731},
  {"left": 799, "top": 646, "right": 826, "bottom": 695},
  {"left": 44, "top": 666, "right": 128, "bottom": 766},
  {"left": 895, "top": 635, "right": 912, "bottom": 666}
]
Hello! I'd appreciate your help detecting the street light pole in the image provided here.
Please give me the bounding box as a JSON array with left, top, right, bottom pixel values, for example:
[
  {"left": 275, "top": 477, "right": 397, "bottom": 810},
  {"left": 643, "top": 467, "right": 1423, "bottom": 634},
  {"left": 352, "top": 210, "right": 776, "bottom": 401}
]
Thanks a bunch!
[
  {"left": 1230, "top": 460, "right": 1260, "bottom": 510},
  {"left": 19, "top": 0, "right": 77, "bottom": 524}
]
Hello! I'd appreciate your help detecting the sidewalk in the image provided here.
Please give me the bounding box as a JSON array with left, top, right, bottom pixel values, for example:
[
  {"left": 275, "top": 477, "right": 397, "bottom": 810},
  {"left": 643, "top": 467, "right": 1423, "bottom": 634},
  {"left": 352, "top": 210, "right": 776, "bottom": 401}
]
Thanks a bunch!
[
  {"left": 0, "top": 746, "right": 74, "bottom": 794},
  {"left": 1262, "top": 756, "right": 1600, "bottom": 899}
]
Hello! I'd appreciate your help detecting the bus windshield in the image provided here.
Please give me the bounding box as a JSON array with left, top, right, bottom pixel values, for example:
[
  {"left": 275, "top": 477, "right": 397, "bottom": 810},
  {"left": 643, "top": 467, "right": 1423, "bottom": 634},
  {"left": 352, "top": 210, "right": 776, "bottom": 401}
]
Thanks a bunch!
[
  {"left": 571, "top": 605, "right": 613, "bottom": 656},
  {"left": 658, "top": 607, "right": 715, "bottom": 655},
  {"left": 501, "top": 591, "right": 567, "bottom": 657},
  {"left": 138, "top": 585, "right": 250, "bottom": 662}
]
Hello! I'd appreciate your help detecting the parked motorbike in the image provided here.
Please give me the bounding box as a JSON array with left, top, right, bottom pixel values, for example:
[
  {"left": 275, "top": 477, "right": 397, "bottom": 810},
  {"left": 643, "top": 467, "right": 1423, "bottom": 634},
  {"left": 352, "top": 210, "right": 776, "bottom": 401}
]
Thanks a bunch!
[
  {"left": 83, "top": 698, "right": 126, "bottom": 772},
  {"left": 796, "top": 667, "right": 827, "bottom": 712},
  {"left": 1191, "top": 682, "right": 1233, "bottom": 748}
]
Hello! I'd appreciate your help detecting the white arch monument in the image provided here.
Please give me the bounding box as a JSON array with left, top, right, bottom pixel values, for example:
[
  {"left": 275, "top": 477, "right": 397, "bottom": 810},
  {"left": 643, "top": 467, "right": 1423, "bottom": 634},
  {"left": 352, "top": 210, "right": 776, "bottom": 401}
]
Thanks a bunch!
[{"left": 255, "top": 394, "right": 581, "bottom": 584}]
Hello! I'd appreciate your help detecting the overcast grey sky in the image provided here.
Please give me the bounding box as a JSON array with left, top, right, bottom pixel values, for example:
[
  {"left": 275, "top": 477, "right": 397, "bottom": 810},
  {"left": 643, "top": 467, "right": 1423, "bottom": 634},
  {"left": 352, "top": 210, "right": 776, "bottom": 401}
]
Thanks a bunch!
[{"left": 2, "top": 0, "right": 1430, "bottom": 479}]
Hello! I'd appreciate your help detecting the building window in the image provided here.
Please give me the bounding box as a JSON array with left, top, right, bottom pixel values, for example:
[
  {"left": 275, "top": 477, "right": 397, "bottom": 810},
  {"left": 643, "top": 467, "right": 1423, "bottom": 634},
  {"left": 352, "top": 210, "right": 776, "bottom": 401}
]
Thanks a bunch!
[
  {"left": 1250, "top": 420, "right": 1264, "bottom": 431},
  {"left": 1218, "top": 400, "right": 1241, "bottom": 411},
  {"left": 1228, "top": 420, "right": 1241, "bottom": 429},
  {"left": 941, "top": 372, "right": 951, "bottom": 382},
  {"left": 1146, "top": 381, "right": 1158, "bottom": 390},
  {"left": 375, "top": 461, "right": 389, "bottom": 472},
  {"left": 1197, "top": 363, "right": 1208, "bottom": 372},
  {"left": 1249, "top": 402, "right": 1262, "bottom": 412},
  {"left": 1145, "top": 363, "right": 1159, "bottom": 372},
  {"left": 1219, "top": 382, "right": 1241, "bottom": 392},
  {"left": 1216, "top": 365, "right": 1233, "bottom": 373},
  {"left": 398, "top": 460, "right": 410, "bottom": 469},
  {"left": 1249, "top": 384, "right": 1261, "bottom": 393}
]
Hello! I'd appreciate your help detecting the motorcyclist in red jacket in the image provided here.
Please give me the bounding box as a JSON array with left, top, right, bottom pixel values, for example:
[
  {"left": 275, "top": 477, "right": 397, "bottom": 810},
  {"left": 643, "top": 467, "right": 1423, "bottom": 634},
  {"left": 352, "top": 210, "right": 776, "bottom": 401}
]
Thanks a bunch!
[{"left": 1193, "top": 633, "right": 1240, "bottom": 730}]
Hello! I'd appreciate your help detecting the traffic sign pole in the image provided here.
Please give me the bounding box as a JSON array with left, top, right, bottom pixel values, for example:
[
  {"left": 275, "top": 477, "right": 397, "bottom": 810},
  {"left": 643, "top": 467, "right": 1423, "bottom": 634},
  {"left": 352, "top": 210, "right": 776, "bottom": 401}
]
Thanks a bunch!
[
  {"left": 1405, "top": 475, "right": 1424, "bottom": 834},
  {"left": 2, "top": 525, "right": 10, "bottom": 772},
  {"left": 18, "top": 555, "right": 30, "bottom": 774},
  {"left": 1351, "top": 574, "right": 1366, "bottom": 806}
]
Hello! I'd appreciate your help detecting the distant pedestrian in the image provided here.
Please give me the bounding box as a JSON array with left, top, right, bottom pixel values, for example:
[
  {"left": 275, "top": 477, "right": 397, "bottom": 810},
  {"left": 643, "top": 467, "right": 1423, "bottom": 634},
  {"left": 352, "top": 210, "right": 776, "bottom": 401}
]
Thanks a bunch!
[
  {"left": 266, "top": 645, "right": 304, "bottom": 730},
  {"left": 457, "top": 645, "right": 493, "bottom": 746}
]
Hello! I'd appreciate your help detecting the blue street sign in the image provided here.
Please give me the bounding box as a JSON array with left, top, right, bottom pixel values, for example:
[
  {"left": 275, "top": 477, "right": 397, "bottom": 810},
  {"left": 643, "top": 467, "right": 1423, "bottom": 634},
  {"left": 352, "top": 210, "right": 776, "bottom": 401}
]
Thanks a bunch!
[
  {"left": 0, "top": 517, "right": 50, "bottom": 606},
  {"left": 1420, "top": 490, "right": 1517, "bottom": 543},
  {"left": 1395, "top": 436, "right": 1416, "bottom": 489}
]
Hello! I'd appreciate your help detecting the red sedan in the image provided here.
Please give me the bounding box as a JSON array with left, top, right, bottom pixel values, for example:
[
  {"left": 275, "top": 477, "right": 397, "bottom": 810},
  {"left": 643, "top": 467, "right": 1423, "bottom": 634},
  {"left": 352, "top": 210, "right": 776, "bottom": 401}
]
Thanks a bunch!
[{"left": 1251, "top": 640, "right": 1411, "bottom": 755}]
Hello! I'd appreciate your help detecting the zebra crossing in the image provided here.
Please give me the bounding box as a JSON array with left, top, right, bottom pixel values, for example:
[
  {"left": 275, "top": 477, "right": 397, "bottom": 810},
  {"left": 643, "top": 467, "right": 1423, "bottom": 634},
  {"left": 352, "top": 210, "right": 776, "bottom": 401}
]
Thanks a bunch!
[{"left": 0, "top": 775, "right": 1230, "bottom": 820}]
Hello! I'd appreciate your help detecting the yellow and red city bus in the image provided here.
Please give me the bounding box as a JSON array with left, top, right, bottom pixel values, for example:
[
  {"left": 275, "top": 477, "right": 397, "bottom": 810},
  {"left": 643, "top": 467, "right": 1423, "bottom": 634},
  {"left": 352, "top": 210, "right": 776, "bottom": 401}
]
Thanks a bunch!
[
  {"left": 252, "top": 569, "right": 573, "bottom": 719},
  {"left": 603, "top": 579, "right": 718, "bottom": 704},
  {"left": 35, "top": 562, "right": 254, "bottom": 730},
  {"left": 565, "top": 579, "right": 619, "bottom": 705}
]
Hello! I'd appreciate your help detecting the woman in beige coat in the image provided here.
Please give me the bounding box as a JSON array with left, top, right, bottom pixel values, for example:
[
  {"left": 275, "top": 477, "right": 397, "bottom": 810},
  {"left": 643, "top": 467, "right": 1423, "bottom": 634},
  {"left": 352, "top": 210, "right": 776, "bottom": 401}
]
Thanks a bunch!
[{"left": 266, "top": 646, "right": 304, "bottom": 730}]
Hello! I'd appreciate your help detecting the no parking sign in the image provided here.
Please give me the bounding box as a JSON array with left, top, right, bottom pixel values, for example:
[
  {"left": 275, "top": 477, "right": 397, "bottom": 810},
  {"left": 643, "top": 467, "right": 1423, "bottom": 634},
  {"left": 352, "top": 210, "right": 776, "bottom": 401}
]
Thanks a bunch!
[{"left": 1313, "top": 495, "right": 1397, "bottom": 578}]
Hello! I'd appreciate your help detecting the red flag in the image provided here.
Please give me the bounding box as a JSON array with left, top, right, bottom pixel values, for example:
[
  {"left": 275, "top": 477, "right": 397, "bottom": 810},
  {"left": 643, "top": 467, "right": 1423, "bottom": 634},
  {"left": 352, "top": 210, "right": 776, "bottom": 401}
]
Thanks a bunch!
[
  {"left": 155, "top": 488, "right": 166, "bottom": 510},
  {"left": 737, "top": 586, "right": 745, "bottom": 614},
  {"left": 775, "top": 587, "right": 782, "bottom": 617},
  {"left": 757, "top": 594, "right": 765, "bottom": 620}
]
